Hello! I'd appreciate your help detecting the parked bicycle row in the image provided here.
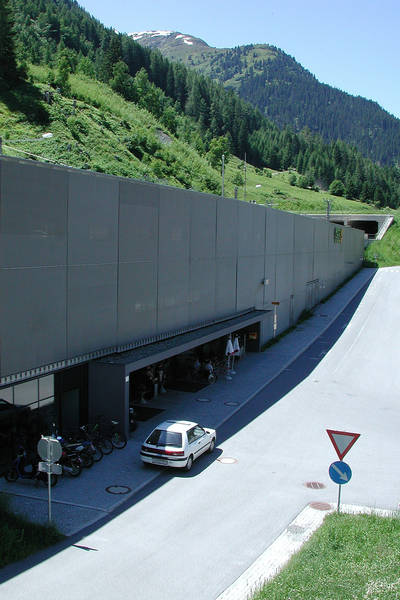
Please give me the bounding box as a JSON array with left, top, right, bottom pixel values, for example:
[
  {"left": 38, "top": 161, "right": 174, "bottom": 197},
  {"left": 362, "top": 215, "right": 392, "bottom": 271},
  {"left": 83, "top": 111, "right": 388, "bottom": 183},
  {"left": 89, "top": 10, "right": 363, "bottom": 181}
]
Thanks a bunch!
[{"left": 2, "top": 417, "right": 127, "bottom": 486}]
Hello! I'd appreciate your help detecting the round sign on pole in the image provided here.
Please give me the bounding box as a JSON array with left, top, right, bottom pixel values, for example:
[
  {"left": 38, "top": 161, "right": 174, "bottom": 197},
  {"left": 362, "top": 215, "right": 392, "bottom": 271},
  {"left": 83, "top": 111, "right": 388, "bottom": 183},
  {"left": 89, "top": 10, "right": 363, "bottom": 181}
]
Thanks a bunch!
[
  {"left": 329, "top": 460, "right": 352, "bottom": 485},
  {"left": 37, "top": 436, "right": 62, "bottom": 463}
]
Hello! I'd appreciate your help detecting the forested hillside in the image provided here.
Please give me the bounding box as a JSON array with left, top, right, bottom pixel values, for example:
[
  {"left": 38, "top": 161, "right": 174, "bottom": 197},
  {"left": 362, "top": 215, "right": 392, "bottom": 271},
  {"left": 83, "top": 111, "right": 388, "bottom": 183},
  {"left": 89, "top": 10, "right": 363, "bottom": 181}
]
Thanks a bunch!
[
  {"left": 1, "top": 0, "right": 400, "bottom": 209},
  {"left": 133, "top": 33, "right": 400, "bottom": 167}
]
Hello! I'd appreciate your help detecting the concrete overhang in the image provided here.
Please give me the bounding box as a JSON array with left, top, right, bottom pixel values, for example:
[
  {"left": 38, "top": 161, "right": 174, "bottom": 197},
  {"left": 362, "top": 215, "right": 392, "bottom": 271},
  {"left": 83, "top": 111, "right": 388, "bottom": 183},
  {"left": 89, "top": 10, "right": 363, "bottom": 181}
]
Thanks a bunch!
[
  {"left": 305, "top": 213, "right": 393, "bottom": 242},
  {"left": 96, "top": 309, "right": 270, "bottom": 374}
]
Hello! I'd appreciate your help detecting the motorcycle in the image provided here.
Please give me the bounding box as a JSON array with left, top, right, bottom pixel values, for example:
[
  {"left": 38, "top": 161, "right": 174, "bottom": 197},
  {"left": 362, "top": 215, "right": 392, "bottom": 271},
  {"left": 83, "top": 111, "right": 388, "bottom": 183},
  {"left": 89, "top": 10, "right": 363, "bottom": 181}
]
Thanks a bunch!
[
  {"left": 5, "top": 445, "right": 58, "bottom": 486},
  {"left": 57, "top": 436, "right": 95, "bottom": 469},
  {"left": 58, "top": 447, "right": 83, "bottom": 477}
]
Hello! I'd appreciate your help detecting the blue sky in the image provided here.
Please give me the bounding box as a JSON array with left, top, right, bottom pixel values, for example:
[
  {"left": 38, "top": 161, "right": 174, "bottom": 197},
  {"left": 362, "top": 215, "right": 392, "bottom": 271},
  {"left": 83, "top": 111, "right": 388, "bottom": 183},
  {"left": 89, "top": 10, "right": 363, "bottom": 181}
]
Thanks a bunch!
[{"left": 77, "top": 0, "right": 400, "bottom": 119}]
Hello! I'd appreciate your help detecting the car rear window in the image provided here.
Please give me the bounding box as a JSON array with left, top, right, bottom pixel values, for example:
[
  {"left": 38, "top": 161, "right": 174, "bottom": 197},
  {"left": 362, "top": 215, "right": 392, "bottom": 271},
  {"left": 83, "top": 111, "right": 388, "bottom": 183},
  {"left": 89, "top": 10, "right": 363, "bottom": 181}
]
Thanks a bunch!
[{"left": 146, "top": 429, "right": 183, "bottom": 447}]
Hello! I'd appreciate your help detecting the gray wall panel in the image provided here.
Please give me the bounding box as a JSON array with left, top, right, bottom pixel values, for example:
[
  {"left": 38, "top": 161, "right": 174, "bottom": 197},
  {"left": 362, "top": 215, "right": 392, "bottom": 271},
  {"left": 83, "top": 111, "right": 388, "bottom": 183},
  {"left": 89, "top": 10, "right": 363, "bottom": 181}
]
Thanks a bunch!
[
  {"left": 238, "top": 203, "right": 265, "bottom": 257},
  {"left": 275, "top": 253, "right": 294, "bottom": 299},
  {"left": 117, "top": 261, "right": 157, "bottom": 343},
  {"left": 263, "top": 257, "right": 276, "bottom": 306},
  {"left": 157, "top": 258, "right": 190, "bottom": 330},
  {"left": 190, "top": 194, "right": 217, "bottom": 259},
  {"left": 237, "top": 256, "right": 265, "bottom": 310},
  {"left": 274, "top": 211, "right": 294, "bottom": 254},
  {"left": 1, "top": 160, "right": 67, "bottom": 268},
  {"left": 189, "top": 259, "right": 216, "bottom": 322},
  {"left": 119, "top": 180, "right": 159, "bottom": 262},
  {"left": 0, "top": 266, "right": 67, "bottom": 373},
  {"left": 293, "top": 252, "right": 314, "bottom": 290},
  {"left": 217, "top": 197, "right": 238, "bottom": 257},
  {"left": 68, "top": 171, "right": 119, "bottom": 265},
  {"left": 67, "top": 264, "right": 118, "bottom": 356},
  {"left": 159, "top": 187, "right": 190, "bottom": 261},
  {"left": 265, "top": 208, "right": 278, "bottom": 255},
  {"left": 314, "top": 219, "right": 330, "bottom": 250},
  {"left": 294, "top": 216, "right": 315, "bottom": 253},
  {"left": 215, "top": 257, "right": 237, "bottom": 316}
]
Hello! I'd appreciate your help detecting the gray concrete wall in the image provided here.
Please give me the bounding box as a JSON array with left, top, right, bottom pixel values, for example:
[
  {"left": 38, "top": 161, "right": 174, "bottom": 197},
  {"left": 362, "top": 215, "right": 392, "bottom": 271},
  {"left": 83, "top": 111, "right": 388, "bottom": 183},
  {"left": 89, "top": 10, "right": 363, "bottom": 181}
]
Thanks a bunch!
[{"left": 0, "top": 157, "right": 365, "bottom": 379}]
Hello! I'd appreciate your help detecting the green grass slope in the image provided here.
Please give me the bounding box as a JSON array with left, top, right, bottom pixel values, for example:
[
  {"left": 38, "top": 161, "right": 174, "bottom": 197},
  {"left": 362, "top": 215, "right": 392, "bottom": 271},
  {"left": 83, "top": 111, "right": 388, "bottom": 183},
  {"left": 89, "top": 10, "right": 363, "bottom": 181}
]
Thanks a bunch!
[
  {"left": 1, "top": 65, "right": 398, "bottom": 267},
  {"left": 253, "top": 512, "right": 400, "bottom": 600},
  {"left": 364, "top": 212, "right": 400, "bottom": 267},
  {"left": 0, "top": 66, "right": 221, "bottom": 194},
  {"left": 0, "top": 66, "right": 386, "bottom": 211}
]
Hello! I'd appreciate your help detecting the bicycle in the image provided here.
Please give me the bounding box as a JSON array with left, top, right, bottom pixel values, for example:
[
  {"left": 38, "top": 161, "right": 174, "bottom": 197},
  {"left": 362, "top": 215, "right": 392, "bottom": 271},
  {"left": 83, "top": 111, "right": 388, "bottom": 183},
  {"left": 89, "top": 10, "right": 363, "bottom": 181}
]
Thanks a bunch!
[
  {"left": 109, "top": 420, "right": 127, "bottom": 449},
  {"left": 94, "top": 416, "right": 127, "bottom": 450},
  {"left": 85, "top": 423, "right": 113, "bottom": 455}
]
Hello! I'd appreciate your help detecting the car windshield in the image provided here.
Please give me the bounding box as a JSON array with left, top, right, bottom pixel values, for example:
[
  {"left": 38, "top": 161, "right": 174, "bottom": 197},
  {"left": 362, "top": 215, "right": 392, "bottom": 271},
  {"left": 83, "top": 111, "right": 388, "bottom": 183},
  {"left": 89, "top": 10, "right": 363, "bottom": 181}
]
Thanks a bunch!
[{"left": 146, "top": 429, "right": 182, "bottom": 447}]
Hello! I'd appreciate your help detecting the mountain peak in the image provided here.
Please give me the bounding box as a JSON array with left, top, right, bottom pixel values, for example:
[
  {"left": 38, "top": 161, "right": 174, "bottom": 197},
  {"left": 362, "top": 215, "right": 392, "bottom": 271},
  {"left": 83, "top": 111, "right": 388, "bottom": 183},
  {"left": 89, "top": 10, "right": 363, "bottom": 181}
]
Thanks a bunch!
[{"left": 129, "top": 30, "right": 210, "bottom": 50}]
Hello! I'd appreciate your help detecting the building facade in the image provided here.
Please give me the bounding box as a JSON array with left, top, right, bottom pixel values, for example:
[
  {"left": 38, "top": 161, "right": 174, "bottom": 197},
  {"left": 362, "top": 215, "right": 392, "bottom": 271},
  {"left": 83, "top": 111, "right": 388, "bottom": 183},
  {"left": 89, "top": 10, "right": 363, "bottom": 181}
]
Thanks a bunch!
[{"left": 0, "top": 157, "right": 364, "bottom": 441}]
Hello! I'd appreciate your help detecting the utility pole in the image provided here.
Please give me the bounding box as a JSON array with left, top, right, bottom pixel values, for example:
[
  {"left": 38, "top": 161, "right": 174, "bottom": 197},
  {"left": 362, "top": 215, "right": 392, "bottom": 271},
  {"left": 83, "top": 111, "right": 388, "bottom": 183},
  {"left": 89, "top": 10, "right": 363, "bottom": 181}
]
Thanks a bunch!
[
  {"left": 244, "top": 153, "right": 247, "bottom": 202},
  {"left": 325, "top": 198, "right": 331, "bottom": 221},
  {"left": 221, "top": 154, "right": 225, "bottom": 197}
]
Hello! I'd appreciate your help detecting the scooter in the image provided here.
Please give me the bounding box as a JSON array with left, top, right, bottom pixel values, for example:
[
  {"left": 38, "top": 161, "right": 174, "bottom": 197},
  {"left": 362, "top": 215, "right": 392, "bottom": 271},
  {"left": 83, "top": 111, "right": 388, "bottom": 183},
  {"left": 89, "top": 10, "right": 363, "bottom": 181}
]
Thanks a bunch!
[{"left": 5, "top": 446, "right": 58, "bottom": 486}]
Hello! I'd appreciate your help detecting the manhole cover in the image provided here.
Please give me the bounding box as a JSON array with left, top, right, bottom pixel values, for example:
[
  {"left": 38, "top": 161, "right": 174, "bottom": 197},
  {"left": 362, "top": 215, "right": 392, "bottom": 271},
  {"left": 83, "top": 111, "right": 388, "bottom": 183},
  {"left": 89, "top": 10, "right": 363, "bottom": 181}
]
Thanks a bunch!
[
  {"left": 217, "top": 457, "right": 238, "bottom": 464},
  {"left": 304, "top": 481, "right": 326, "bottom": 489},
  {"left": 105, "top": 485, "right": 131, "bottom": 495},
  {"left": 309, "top": 502, "right": 332, "bottom": 511},
  {"left": 197, "top": 398, "right": 211, "bottom": 403},
  {"left": 287, "top": 525, "right": 306, "bottom": 535},
  {"left": 224, "top": 401, "right": 239, "bottom": 406}
]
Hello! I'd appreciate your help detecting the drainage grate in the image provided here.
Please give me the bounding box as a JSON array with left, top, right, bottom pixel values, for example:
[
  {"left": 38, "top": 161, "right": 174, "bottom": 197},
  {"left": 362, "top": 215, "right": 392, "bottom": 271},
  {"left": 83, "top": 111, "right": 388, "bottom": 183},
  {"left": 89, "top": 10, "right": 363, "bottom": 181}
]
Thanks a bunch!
[
  {"left": 287, "top": 525, "right": 306, "bottom": 535},
  {"left": 197, "top": 398, "right": 211, "bottom": 403},
  {"left": 304, "top": 481, "right": 326, "bottom": 489},
  {"left": 105, "top": 485, "right": 131, "bottom": 495},
  {"left": 309, "top": 502, "right": 332, "bottom": 511},
  {"left": 224, "top": 401, "right": 240, "bottom": 406}
]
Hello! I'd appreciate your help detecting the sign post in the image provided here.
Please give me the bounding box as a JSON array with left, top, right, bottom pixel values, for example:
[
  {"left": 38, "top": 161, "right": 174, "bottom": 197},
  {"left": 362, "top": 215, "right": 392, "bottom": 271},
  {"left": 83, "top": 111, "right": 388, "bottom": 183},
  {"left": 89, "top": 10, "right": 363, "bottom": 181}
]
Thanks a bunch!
[
  {"left": 326, "top": 429, "right": 360, "bottom": 512},
  {"left": 37, "top": 436, "right": 62, "bottom": 523},
  {"left": 271, "top": 301, "right": 280, "bottom": 337},
  {"left": 328, "top": 461, "right": 352, "bottom": 512}
]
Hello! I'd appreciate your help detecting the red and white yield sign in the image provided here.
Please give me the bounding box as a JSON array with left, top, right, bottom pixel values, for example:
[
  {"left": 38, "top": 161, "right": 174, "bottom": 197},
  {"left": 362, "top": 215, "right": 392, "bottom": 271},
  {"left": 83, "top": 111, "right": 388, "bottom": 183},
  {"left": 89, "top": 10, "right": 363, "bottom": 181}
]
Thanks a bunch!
[{"left": 326, "top": 429, "right": 360, "bottom": 460}]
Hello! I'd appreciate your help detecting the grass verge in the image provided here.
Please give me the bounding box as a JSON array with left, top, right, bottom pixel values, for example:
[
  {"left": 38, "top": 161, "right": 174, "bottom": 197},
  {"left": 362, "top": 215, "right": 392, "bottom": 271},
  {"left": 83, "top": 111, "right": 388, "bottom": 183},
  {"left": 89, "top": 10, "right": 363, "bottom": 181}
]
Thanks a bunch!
[
  {"left": 364, "top": 215, "right": 400, "bottom": 267},
  {"left": 0, "top": 493, "right": 64, "bottom": 568},
  {"left": 252, "top": 512, "right": 400, "bottom": 600}
]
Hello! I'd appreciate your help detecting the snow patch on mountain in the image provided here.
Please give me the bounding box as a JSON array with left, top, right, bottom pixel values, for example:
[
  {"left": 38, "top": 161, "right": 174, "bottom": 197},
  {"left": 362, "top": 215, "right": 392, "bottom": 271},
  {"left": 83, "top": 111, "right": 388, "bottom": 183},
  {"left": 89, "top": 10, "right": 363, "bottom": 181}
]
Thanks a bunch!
[
  {"left": 175, "top": 34, "right": 194, "bottom": 45},
  {"left": 129, "top": 30, "right": 173, "bottom": 40},
  {"left": 129, "top": 30, "right": 208, "bottom": 48}
]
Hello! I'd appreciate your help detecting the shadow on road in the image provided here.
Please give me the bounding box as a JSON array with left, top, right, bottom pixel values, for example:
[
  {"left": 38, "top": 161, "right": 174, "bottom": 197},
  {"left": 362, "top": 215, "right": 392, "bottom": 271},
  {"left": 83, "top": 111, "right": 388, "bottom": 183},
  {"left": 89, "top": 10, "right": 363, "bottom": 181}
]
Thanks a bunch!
[{"left": 0, "top": 278, "right": 374, "bottom": 582}]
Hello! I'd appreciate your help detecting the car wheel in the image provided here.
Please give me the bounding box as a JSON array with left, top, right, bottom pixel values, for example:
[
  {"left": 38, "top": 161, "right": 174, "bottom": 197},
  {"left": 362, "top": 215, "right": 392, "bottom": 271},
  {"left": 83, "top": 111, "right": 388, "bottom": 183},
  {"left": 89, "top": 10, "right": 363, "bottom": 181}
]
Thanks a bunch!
[
  {"left": 208, "top": 438, "right": 215, "bottom": 453},
  {"left": 185, "top": 455, "right": 193, "bottom": 471}
]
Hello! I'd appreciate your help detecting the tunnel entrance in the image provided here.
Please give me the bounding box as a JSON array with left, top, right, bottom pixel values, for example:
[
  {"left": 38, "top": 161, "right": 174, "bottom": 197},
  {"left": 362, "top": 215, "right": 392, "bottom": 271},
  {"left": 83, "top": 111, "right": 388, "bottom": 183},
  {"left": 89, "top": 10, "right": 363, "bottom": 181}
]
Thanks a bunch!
[{"left": 350, "top": 220, "right": 378, "bottom": 235}]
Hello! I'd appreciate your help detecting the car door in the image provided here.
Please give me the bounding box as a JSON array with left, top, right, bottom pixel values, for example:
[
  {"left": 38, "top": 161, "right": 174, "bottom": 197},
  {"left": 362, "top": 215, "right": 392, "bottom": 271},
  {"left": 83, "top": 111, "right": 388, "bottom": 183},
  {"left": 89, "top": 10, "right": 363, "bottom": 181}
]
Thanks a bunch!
[
  {"left": 186, "top": 427, "right": 198, "bottom": 460},
  {"left": 192, "top": 425, "right": 209, "bottom": 458}
]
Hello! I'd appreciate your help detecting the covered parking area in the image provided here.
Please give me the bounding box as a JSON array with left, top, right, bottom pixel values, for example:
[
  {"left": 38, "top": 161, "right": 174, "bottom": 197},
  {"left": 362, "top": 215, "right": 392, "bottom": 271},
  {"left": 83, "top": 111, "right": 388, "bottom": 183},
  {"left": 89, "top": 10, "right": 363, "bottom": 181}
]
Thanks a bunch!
[{"left": 88, "top": 309, "right": 269, "bottom": 437}]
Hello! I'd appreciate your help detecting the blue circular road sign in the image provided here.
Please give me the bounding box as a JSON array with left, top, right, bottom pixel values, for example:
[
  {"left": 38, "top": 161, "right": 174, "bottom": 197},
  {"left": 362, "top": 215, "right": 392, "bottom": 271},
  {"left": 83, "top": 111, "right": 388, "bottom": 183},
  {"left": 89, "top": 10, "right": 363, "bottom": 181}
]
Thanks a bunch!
[{"left": 329, "top": 461, "right": 352, "bottom": 485}]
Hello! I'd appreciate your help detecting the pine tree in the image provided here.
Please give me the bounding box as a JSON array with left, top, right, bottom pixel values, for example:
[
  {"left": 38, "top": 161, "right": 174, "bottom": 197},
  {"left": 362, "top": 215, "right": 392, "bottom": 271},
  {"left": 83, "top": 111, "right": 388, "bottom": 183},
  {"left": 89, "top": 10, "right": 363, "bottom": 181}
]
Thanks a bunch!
[{"left": 0, "top": 0, "right": 20, "bottom": 88}]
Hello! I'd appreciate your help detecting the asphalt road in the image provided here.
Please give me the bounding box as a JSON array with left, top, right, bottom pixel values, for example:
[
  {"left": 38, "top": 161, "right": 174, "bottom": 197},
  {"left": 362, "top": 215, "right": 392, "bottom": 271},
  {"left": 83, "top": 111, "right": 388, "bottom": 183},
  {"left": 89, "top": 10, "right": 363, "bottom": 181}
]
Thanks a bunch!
[{"left": 2, "top": 268, "right": 400, "bottom": 599}]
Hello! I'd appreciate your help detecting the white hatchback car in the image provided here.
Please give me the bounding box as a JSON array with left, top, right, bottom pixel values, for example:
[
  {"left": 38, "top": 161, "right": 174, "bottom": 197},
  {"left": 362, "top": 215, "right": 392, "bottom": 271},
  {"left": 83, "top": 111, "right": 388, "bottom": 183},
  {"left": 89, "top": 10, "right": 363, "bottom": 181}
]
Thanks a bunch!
[{"left": 140, "top": 420, "right": 216, "bottom": 471}]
